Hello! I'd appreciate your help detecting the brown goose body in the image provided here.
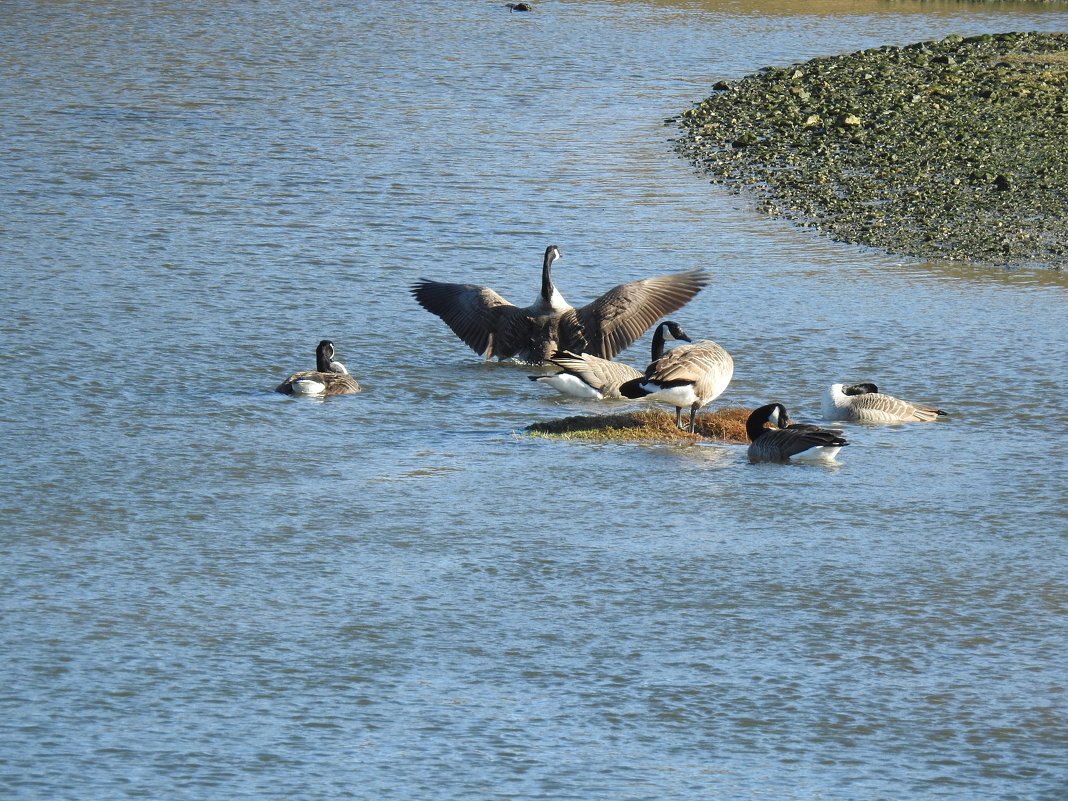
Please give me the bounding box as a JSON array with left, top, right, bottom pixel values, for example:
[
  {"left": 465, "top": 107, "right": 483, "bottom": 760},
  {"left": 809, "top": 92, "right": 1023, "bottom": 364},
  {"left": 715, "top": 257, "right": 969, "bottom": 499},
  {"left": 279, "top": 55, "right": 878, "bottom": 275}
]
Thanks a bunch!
[
  {"left": 619, "top": 337, "right": 733, "bottom": 432},
  {"left": 529, "top": 320, "right": 691, "bottom": 400},
  {"left": 276, "top": 340, "right": 361, "bottom": 396},
  {"left": 276, "top": 371, "right": 360, "bottom": 396},
  {"left": 823, "top": 382, "right": 945, "bottom": 423},
  {"left": 411, "top": 245, "right": 709, "bottom": 365}
]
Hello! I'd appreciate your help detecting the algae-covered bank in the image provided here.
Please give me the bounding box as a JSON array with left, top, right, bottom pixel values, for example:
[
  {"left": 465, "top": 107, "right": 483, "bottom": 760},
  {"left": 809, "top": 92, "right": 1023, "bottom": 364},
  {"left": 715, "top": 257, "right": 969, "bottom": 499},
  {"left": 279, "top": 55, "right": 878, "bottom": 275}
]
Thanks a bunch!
[
  {"left": 673, "top": 32, "right": 1068, "bottom": 269},
  {"left": 526, "top": 407, "right": 751, "bottom": 444}
]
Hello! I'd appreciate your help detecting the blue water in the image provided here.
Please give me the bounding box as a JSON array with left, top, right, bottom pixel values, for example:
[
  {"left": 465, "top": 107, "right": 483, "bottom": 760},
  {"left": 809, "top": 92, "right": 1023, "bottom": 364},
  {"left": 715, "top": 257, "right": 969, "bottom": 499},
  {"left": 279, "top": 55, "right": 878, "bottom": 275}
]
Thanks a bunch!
[{"left": 1, "top": 1, "right": 1066, "bottom": 799}]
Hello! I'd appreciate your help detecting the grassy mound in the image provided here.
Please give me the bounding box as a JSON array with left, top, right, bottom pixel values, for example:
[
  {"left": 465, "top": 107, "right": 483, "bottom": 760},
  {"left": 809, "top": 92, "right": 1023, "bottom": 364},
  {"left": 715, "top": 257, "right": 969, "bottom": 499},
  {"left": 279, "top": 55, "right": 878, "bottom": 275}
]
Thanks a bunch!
[
  {"left": 672, "top": 32, "right": 1068, "bottom": 269},
  {"left": 526, "top": 407, "right": 750, "bottom": 444}
]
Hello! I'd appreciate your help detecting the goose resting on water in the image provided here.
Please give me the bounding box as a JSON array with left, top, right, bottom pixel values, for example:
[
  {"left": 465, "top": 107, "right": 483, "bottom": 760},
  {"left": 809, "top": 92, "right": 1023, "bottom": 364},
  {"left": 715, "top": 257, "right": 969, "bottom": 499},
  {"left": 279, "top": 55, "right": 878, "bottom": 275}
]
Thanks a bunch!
[
  {"left": 529, "top": 320, "right": 692, "bottom": 400},
  {"left": 822, "top": 382, "right": 946, "bottom": 423},
  {"left": 619, "top": 333, "right": 733, "bottom": 433},
  {"left": 275, "top": 340, "right": 361, "bottom": 396},
  {"left": 411, "top": 245, "right": 710, "bottom": 364},
  {"left": 747, "top": 402, "right": 849, "bottom": 463}
]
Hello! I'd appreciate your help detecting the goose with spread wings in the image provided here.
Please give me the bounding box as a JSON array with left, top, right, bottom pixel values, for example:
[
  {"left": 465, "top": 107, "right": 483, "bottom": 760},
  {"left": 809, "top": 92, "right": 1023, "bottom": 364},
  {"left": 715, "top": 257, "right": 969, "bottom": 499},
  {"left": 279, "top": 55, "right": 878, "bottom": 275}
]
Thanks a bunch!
[{"left": 411, "top": 245, "right": 710, "bottom": 365}]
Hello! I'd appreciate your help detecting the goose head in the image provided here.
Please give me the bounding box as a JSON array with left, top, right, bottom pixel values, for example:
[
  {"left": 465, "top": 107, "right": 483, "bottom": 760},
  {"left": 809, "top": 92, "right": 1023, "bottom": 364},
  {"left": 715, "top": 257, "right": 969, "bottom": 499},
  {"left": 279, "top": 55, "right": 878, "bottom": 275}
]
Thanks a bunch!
[
  {"left": 843, "top": 382, "right": 879, "bottom": 396},
  {"left": 746, "top": 402, "right": 790, "bottom": 442},
  {"left": 315, "top": 340, "right": 335, "bottom": 372},
  {"left": 650, "top": 320, "right": 692, "bottom": 360},
  {"left": 315, "top": 339, "right": 348, "bottom": 373},
  {"left": 662, "top": 320, "right": 692, "bottom": 343}
]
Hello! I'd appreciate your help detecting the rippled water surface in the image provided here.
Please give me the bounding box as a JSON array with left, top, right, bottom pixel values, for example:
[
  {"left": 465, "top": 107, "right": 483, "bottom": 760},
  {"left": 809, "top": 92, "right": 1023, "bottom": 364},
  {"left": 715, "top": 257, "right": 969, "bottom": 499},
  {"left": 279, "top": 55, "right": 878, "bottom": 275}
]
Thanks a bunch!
[{"left": 2, "top": 1, "right": 1067, "bottom": 799}]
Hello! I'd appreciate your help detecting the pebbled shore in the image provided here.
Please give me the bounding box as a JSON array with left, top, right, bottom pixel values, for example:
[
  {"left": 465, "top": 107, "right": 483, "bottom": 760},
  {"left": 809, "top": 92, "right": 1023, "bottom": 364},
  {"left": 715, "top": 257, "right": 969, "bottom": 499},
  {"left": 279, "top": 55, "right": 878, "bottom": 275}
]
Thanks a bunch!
[{"left": 672, "top": 32, "right": 1068, "bottom": 269}]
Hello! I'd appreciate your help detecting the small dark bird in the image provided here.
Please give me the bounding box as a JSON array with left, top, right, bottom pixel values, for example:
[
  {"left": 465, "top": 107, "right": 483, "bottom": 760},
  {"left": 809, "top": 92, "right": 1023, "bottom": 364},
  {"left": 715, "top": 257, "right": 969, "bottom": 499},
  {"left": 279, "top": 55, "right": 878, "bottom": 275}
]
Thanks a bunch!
[{"left": 506, "top": 2, "right": 532, "bottom": 11}]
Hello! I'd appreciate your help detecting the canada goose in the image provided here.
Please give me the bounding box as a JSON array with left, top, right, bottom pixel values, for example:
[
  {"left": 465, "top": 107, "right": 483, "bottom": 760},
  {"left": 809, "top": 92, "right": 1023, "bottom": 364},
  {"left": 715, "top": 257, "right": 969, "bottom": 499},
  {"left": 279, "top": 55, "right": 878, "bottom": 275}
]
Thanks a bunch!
[
  {"left": 506, "top": 2, "right": 531, "bottom": 10},
  {"left": 411, "top": 245, "right": 710, "bottom": 365},
  {"left": 619, "top": 336, "right": 733, "bottom": 433},
  {"left": 747, "top": 402, "right": 849, "bottom": 463},
  {"left": 275, "top": 340, "right": 361, "bottom": 396},
  {"left": 823, "top": 382, "right": 946, "bottom": 423},
  {"left": 529, "top": 320, "right": 691, "bottom": 400}
]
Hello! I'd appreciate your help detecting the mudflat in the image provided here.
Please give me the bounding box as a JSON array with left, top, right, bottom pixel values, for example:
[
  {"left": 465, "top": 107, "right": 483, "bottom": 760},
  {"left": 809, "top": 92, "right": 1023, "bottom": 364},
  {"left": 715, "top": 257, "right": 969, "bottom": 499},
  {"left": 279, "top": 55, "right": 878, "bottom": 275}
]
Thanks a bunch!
[{"left": 673, "top": 32, "right": 1068, "bottom": 269}]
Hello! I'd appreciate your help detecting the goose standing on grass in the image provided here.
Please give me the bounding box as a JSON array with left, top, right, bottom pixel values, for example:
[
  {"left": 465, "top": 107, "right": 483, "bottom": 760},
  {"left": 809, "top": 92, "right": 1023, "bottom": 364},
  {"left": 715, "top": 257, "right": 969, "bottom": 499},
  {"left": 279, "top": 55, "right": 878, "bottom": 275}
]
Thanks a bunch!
[
  {"left": 618, "top": 334, "right": 733, "bottom": 433},
  {"left": 275, "top": 340, "right": 361, "bottom": 396},
  {"left": 411, "top": 245, "right": 710, "bottom": 365},
  {"left": 823, "top": 382, "right": 946, "bottom": 423},
  {"left": 529, "top": 320, "right": 692, "bottom": 400},
  {"left": 747, "top": 403, "right": 849, "bottom": 463}
]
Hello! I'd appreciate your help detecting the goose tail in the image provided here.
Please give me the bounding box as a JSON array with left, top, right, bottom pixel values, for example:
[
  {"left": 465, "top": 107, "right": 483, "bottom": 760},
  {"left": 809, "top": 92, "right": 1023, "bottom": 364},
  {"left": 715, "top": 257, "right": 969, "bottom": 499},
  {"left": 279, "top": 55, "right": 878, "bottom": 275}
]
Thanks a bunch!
[{"left": 618, "top": 377, "right": 650, "bottom": 399}]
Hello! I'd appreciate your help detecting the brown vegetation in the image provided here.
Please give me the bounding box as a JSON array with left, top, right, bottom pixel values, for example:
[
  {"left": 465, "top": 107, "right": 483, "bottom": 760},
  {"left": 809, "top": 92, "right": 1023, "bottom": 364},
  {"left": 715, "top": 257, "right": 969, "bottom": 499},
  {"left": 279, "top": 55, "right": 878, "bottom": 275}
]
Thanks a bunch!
[{"left": 526, "top": 407, "right": 750, "bottom": 444}]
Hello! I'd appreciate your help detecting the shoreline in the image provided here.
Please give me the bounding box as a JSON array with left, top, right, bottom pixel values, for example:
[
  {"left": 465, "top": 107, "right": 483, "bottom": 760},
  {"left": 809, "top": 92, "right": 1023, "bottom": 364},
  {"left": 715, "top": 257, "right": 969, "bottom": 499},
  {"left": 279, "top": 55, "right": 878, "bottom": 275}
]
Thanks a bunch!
[{"left": 672, "top": 32, "right": 1068, "bottom": 270}]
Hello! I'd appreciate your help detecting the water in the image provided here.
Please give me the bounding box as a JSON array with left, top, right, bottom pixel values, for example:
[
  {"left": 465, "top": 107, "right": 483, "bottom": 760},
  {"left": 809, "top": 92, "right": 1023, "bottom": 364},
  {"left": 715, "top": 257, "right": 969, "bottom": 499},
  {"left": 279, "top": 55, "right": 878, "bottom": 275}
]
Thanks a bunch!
[{"left": 1, "top": 1, "right": 1066, "bottom": 799}]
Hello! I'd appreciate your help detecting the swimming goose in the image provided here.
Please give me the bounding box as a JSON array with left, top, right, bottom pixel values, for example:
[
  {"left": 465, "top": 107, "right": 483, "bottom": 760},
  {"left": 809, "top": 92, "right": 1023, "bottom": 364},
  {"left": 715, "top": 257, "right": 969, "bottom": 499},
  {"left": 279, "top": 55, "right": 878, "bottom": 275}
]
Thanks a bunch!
[
  {"left": 411, "top": 245, "right": 710, "bottom": 365},
  {"left": 747, "top": 402, "right": 849, "bottom": 463},
  {"left": 822, "top": 382, "right": 946, "bottom": 423},
  {"left": 275, "top": 340, "right": 361, "bottom": 396},
  {"left": 618, "top": 336, "right": 733, "bottom": 433},
  {"left": 529, "top": 320, "right": 692, "bottom": 400}
]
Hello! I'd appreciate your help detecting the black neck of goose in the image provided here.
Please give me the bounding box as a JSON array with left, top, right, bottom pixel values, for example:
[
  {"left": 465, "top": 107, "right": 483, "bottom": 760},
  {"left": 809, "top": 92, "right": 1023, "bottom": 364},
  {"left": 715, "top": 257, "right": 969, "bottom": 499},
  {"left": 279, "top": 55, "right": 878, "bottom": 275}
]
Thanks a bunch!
[
  {"left": 650, "top": 323, "right": 669, "bottom": 361},
  {"left": 540, "top": 249, "right": 555, "bottom": 302},
  {"left": 745, "top": 415, "right": 767, "bottom": 442},
  {"left": 316, "top": 344, "right": 333, "bottom": 372},
  {"left": 746, "top": 404, "right": 782, "bottom": 442}
]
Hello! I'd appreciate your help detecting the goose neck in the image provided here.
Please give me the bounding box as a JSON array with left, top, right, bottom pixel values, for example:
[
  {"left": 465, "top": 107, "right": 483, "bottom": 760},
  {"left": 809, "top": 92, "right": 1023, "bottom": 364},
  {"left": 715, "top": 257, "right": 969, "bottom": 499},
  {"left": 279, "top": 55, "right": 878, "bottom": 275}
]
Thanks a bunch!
[
  {"left": 316, "top": 343, "right": 334, "bottom": 372},
  {"left": 651, "top": 324, "right": 668, "bottom": 360},
  {"left": 540, "top": 249, "right": 556, "bottom": 302}
]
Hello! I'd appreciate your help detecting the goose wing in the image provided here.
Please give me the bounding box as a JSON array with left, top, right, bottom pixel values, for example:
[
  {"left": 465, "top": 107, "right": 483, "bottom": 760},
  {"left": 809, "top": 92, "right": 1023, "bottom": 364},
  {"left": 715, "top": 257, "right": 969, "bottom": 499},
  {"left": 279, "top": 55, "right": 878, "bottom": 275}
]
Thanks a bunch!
[
  {"left": 644, "top": 340, "right": 729, "bottom": 383},
  {"left": 565, "top": 269, "right": 710, "bottom": 360},
  {"left": 276, "top": 371, "right": 361, "bottom": 396},
  {"left": 854, "top": 391, "right": 944, "bottom": 422},
  {"left": 548, "top": 351, "right": 642, "bottom": 395},
  {"left": 752, "top": 427, "right": 847, "bottom": 461},
  {"left": 324, "top": 373, "right": 362, "bottom": 395},
  {"left": 411, "top": 280, "right": 529, "bottom": 359}
]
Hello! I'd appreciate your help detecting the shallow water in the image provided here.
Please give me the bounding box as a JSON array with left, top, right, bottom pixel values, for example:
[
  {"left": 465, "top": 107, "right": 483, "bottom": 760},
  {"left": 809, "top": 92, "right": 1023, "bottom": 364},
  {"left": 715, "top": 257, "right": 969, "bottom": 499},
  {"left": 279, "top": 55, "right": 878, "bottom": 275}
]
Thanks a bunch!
[{"left": 1, "top": 1, "right": 1066, "bottom": 799}]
